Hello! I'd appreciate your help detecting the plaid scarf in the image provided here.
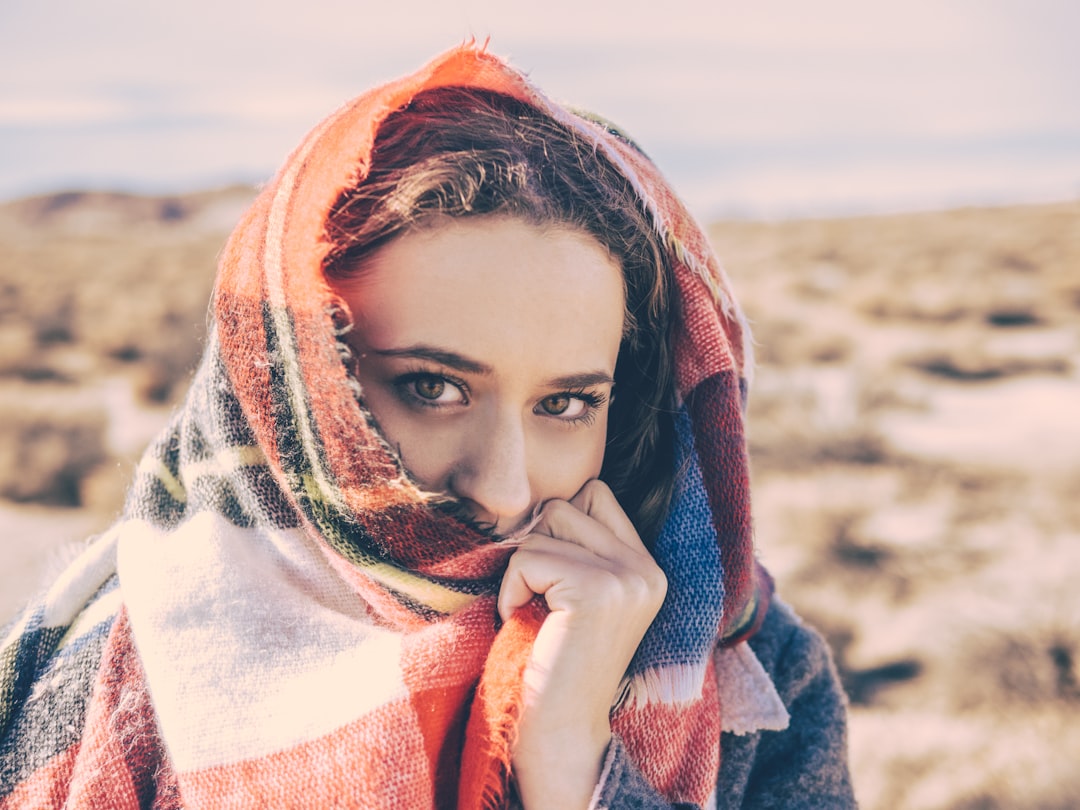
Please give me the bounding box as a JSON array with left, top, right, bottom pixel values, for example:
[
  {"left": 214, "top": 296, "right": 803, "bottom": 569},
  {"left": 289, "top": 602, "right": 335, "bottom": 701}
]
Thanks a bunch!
[{"left": 1, "top": 44, "right": 773, "bottom": 809}]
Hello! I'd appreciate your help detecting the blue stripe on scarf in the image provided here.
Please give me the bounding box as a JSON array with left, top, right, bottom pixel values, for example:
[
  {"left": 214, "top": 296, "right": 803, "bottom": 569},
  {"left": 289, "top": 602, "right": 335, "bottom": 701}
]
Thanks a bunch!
[{"left": 628, "top": 405, "right": 724, "bottom": 674}]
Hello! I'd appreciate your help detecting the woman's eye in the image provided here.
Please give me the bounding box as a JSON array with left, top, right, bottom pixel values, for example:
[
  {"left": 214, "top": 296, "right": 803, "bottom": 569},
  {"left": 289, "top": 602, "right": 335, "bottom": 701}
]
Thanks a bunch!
[
  {"left": 538, "top": 395, "right": 587, "bottom": 419},
  {"left": 403, "top": 374, "right": 465, "bottom": 405},
  {"left": 414, "top": 376, "right": 445, "bottom": 400}
]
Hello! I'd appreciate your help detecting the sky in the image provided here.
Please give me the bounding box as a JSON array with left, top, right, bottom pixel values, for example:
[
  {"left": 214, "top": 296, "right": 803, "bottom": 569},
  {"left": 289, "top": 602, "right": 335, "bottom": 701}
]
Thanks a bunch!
[{"left": 1, "top": 0, "right": 1078, "bottom": 219}]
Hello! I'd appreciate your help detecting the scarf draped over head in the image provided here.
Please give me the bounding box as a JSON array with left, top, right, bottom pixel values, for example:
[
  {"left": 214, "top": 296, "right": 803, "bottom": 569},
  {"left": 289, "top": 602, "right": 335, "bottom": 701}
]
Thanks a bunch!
[{"left": 0, "top": 43, "right": 778, "bottom": 810}]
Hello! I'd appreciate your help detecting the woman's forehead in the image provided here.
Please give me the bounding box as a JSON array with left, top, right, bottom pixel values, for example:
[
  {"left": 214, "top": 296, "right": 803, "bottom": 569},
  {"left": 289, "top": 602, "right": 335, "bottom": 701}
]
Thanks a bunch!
[{"left": 339, "top": 217, "right": 625, "bottom": 375}]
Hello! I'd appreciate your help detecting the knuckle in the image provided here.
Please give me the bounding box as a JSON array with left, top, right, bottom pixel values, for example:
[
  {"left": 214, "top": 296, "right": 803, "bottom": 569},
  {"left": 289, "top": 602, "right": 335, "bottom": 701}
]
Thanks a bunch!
[
  {"left": 590, "top": 568, "right": 624, "bottom": 599},
  {"left": 649, "top": 565, "right": 668, "bottom": 595},
  {"left": 504, "top": 545, "right": 535, "bottom": 571},
  {"left": 649, "top": 568, "right": 669, "bottom": 605},
  {"left": 627, "top": 564, "right": 667, "bottom": 610},
  {"left": 579, "top": 479, "right": 612, "bottom": 504},
  {"left": 581, "top": 479, "right": 609, "bottom": 495},
  {"left": 540, "top": 499, "right": 572, "bottom": 520}
]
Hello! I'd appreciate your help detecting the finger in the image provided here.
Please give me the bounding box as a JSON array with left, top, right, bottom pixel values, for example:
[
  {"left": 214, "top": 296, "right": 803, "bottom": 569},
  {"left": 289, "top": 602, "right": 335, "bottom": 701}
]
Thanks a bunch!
[
  {"left": 497, "top": 563, "right": 537, "bottom": 624},
  {"left": 498, "top": 538, "right": 666, "bottom": 628},
  {"left": 529, "top": 480, "right": 645, "bottom": 556},
  {"left": 530, "top": 499, "right": 628, "bottom": 559},
  {"left": 569, "top": 480, "right": 642, "bottom": 550},
  {"left": 496, "top": 544, "right": 595, "bottom": 621}
]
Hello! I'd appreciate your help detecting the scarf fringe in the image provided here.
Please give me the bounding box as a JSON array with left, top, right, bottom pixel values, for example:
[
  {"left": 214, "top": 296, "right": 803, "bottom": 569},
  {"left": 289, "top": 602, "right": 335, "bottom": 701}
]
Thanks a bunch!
[
  {"left": 458, "top": 598, "right": 547, "bottom": 810},
  {"left": 619, "top": 662, "right": 709, "bottom": 708}
]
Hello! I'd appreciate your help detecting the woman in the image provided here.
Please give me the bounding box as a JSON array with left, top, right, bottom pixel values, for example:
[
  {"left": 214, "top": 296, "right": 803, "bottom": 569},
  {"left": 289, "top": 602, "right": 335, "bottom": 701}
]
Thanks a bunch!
[{"left": 0, "top": 44, "right": 854, "bottom": 808}]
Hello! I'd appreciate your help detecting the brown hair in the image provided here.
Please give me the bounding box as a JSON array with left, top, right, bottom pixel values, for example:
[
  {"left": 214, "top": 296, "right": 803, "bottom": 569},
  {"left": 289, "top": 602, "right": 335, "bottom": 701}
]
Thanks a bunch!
[{"left": 325, "top": 87, "right": 676, "bottom": 544}]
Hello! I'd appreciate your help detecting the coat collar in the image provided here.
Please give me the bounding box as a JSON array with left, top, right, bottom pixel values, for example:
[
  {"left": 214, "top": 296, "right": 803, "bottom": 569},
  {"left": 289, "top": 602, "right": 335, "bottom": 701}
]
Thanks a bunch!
[{"left": 715, "top": 641, "right": 790, "bottom": 735}]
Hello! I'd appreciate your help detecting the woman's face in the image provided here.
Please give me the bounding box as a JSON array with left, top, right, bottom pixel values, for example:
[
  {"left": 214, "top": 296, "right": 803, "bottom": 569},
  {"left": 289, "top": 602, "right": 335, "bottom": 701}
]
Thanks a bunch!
[{"left": 334, "top": 216, "right": 626, "bottom": 535}]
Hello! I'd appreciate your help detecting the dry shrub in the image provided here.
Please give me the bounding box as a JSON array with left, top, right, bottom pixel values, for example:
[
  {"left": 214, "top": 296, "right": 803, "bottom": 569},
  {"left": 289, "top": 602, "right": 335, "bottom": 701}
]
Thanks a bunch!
[
  {"left": 860, "top": 276, "right": 972, "bottom": 323},
  {"left": 0, "top": 383, "right": 107, "bottom": 505},
  {"left": 750, "top": 316, "right": 855, "bottom": 367},
  {"left": 853, "top": 708, "right": 1080, "bottom": 809},
  {"left": 749, "top": 421, "right": 891, "bottom": 470},
  {"left": 0, "top": 188, "right": 244, "bottom": 406},
  {"left": 904, "top": 346, "right": 1070, "bottom": 382},
  {"left": 0, "top": 324, "right": 36, "bottom": 375},
  {"left": 949, "top": 609, "right": 1080, "bottom": 711},
  {"left": 970, "top": 631, "right": 1079, "bottom": 706},
  {"left": 747, "top": 366, "right": 898, "bottom": 471},
  {"left": 0, "top": 189, "right": 253, "bottom": 509}
]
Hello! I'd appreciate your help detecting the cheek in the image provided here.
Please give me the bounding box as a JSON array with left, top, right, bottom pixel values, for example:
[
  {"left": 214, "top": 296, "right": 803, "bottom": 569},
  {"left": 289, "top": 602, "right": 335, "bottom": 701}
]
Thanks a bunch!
[
  {"left": 353, "top": 384, "right": 457, "bottom": 490},
  {"left": 530, "top": 415, "right": 609, "bottom": 501},
  {"left": 585, "top": 415, "right": 609, "bottom": 477},
  {"left": 379, "top": 417, "right": 461, "bottom": 491}
]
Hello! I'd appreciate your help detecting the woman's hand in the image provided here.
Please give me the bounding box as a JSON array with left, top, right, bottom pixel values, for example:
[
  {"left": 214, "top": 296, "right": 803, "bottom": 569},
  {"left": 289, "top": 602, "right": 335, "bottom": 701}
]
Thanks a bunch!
[{"left": 500, "top": 480, "right": 668, "bottom": 810}]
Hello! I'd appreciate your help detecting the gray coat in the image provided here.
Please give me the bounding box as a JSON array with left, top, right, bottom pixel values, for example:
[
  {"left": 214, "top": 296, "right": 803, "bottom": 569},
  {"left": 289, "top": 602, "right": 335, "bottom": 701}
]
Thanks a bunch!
[{"left": 592, "top": 600, "right": 857, "bottom": 808}]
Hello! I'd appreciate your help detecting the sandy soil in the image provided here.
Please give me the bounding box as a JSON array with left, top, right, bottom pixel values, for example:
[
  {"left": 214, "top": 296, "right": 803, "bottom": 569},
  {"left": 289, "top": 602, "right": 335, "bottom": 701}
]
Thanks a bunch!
[{"left": 2, "top": 189, "right": 1078, "bottom": 808}]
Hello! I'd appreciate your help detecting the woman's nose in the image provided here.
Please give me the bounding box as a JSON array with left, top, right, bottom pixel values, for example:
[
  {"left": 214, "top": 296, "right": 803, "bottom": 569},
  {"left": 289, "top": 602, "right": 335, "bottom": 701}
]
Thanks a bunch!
[{"left": 449, "top": 412, "right": 533, "bottom": 531}]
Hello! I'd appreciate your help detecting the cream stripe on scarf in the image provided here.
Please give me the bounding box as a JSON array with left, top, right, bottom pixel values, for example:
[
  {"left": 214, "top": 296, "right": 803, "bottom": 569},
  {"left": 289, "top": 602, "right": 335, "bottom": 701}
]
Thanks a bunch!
[
  {"left": 135, "top": 445, "right": 268, "bottom": 503},
  {"left": 361, "top": 561, "right": 480, "bottom": 616},
  {"left": 182, "top": 445, "right": 267, "bottom": 483},
  {"left": 263, "top": 110, "right": 350, "bottom": 515},
  {"left": 120, "top": 511, "right": 412, "bottom": 770},
  {"left": 40, "top": 528, "right": 118, "bottom": 628},
  {"left": 57, "top": 588, "right": 123, "bottom": 651}
]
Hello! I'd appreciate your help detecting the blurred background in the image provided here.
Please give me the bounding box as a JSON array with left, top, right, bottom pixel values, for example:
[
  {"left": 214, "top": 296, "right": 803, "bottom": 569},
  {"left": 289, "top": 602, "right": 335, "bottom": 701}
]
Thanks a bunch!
[{"left": 2, "top": 1, "right": 1078, "bottom": 807}]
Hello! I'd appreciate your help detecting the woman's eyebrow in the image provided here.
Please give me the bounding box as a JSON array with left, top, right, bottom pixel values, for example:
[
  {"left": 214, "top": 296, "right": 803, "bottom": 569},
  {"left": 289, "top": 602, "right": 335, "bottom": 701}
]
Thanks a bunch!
[
  {"left": 373, "top": 345, "right": 614, "bottom": 389},
  {"left": 373, "top": 344, "right": 491, "bottom": 375},
  {"left": 545, "top": 371, "right": 615, "bottom": 389}
]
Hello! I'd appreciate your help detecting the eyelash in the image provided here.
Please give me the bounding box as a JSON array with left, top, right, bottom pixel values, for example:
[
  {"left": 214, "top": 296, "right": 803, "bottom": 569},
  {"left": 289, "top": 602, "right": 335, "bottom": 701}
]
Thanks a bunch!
[
  {"left": 549, "top": 388, "right": 607, "bottom": 427},
  {"left": 392, "top": 368, "right": 607, "bottom": 426},
  {"left": 394, "top": 368, "right": 470, "bottom": 408}
]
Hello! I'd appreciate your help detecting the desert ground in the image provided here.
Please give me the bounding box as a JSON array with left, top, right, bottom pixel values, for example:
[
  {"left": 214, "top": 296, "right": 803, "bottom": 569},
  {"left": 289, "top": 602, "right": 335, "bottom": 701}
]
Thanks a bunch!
[{"left": 1, "top": 188, "right": 1077, "bottom": 808}]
